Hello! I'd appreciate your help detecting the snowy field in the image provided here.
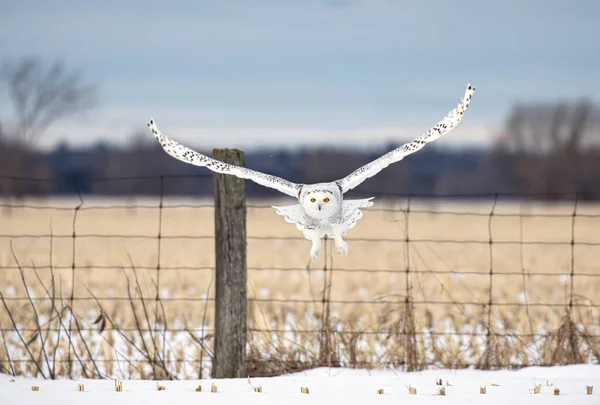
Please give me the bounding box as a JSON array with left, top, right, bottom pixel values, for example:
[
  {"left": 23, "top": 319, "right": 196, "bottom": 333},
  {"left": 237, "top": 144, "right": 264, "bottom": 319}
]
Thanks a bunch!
[{"left": 2, "top": 365, "right": 599, "bottom": 405}]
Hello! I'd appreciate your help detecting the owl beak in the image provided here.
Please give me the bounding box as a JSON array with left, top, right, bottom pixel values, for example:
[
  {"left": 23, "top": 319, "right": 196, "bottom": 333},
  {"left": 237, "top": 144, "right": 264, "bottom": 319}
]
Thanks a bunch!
[{"left": 318, "top": 204, "right": 322, "bottom": 211}]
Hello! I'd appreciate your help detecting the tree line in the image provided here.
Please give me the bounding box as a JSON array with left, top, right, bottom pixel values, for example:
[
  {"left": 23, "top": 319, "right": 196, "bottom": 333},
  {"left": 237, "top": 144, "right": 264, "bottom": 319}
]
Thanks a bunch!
[{"left": 1, "top": 58, "right": 599, "bottom": 200}]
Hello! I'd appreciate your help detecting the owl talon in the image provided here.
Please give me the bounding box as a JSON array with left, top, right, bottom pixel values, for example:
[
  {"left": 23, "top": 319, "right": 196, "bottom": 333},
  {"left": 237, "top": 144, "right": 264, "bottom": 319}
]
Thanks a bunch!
[
  {"left": 310, "top": 241, "right": 322, "bottom": 262},
  {"left": 335, "top": 239, "right": 348, "bottom": 257},
  {"left": 311, "top": 248, "right": 321, "bottom": 262}
]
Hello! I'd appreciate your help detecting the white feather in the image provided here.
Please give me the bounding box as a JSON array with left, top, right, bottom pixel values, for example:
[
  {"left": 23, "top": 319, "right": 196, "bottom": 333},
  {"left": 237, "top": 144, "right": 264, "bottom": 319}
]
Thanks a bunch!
[
  {"left": 272, "top": 197, "right": 374, "bottom": 239},
  {"left": 340, "top": 197, "right": 375, "bottom": 232}
]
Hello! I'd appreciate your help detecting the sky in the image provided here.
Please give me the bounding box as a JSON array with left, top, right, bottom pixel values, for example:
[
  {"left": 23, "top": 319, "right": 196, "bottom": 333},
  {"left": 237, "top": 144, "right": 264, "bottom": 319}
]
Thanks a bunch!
[{"left": 1, "top": 0, "right": 599, "bottom": 150}]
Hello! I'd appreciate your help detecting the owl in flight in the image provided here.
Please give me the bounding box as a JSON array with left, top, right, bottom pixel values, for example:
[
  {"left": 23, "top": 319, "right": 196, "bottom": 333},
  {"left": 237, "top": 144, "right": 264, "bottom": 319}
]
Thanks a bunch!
[{"left": 147, "top": 83, "right": 475, "bottom": 262}]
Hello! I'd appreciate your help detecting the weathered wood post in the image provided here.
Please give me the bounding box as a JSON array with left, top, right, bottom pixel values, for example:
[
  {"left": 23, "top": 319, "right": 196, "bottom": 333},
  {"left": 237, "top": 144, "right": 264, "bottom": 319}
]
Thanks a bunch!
[{"left": 211, "top": 148, "right": 247, "bottom": 378}]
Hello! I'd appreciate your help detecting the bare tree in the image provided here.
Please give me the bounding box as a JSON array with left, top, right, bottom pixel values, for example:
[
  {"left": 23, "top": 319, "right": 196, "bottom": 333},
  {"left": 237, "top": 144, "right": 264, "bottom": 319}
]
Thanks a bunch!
[
  {"left": 496, "top": 100, "right": 598, "bottom": 153},
  {"left": 1, "top": 57, "right": 96, "bottom": 144},
  {"left": 487, "top": 100, "right": 600, "bottom": 197},
  {"left": 0, "top": 57, "right": 96, "bottom": 196}
]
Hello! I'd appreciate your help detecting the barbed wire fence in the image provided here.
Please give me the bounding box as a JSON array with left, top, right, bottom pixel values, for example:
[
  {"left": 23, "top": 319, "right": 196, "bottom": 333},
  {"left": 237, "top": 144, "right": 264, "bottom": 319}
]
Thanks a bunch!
[{"left": 0, "top": 173, "right": 599, "bottom": 379}]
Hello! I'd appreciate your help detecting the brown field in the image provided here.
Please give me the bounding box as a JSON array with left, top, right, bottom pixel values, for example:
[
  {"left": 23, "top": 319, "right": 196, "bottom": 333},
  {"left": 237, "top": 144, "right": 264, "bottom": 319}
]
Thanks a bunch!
[{"left": 1, "top": 196, "right": 599, "bottom": 378}]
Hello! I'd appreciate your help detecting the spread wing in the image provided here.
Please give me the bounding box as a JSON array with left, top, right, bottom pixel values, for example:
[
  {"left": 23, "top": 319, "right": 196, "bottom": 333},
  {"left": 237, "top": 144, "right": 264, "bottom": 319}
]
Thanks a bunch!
[
  {"left": 336, "top": 83, "right": 476, "bottom": 193},
  {"left": 147, "top": 119, "right": 302, "bottom": 198}
]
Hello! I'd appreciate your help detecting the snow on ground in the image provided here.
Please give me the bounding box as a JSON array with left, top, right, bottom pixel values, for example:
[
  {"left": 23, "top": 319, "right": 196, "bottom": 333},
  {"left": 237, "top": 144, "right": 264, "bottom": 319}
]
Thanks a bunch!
[{"left": 2, "top": 365, "right": 599, "bottom": 405}]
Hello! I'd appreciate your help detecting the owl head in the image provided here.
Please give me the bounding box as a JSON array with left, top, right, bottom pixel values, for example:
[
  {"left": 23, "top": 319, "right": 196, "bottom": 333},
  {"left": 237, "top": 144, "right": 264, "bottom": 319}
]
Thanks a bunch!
[{"left": 300, "top": 184, "right": 340, "bottom": 219}]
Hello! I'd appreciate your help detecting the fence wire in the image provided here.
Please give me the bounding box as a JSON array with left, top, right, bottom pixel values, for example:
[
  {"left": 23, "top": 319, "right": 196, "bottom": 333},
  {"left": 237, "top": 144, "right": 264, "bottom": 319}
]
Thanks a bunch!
[{"left": 0, "top": 174, "right": 599, "bottom": 379}]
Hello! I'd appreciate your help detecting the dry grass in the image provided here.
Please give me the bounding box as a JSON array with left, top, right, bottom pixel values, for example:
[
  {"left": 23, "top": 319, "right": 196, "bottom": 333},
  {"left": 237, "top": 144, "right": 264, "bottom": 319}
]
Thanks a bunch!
[{"left": 0, "top": 196, "right": 599, "bottom": 379}]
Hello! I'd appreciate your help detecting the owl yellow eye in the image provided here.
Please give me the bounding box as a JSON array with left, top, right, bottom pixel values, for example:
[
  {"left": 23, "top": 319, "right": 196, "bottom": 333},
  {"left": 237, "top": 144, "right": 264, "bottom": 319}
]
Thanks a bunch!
[
  {"left": 310, "top": 198, "right": 316, "bottom": 203},
  {"left": 323, "top": 198, "right": 330, "bottom": 203}
]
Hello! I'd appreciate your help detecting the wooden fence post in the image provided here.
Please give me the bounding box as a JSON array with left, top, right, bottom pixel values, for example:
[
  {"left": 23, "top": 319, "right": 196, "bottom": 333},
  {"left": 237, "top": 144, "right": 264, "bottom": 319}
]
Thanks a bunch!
[{"left": 211, "top": 148, "right": 247, "bottom": 378}]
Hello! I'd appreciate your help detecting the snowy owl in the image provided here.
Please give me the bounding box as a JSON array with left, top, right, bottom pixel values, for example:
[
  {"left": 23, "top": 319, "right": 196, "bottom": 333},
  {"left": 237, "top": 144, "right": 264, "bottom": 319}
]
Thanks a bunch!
[{"left": 147, "top": 83, "right": 475, "bottom": 261}]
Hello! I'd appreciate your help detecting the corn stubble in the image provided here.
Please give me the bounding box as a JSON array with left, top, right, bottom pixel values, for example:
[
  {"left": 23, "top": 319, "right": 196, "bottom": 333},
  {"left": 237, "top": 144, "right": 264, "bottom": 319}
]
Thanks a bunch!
[{"left": 0, "top": 198, "right": 599, "bottom": 379}]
